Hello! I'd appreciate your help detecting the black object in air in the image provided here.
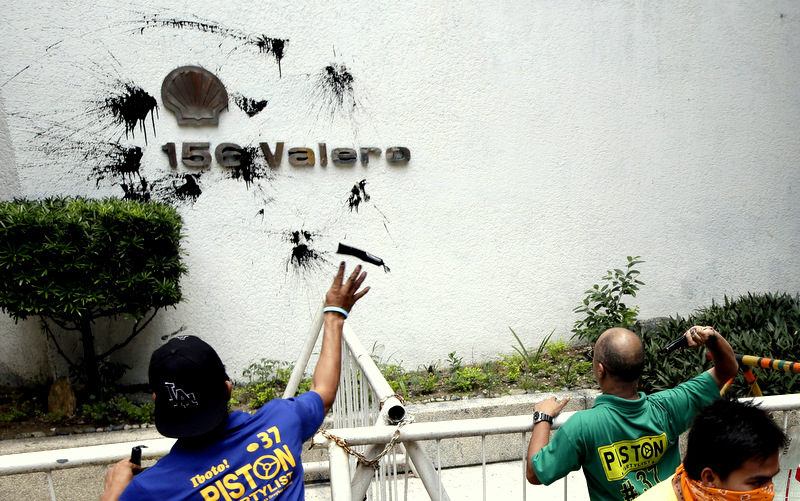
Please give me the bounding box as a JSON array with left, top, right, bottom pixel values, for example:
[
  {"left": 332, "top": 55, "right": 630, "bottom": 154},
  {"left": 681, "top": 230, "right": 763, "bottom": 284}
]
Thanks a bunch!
[
  {"left": 663, "top": 335, "right": 689, "bottom": 354},
  {"left": 337, "top": 243, "right": 390, "bottom": 272}
]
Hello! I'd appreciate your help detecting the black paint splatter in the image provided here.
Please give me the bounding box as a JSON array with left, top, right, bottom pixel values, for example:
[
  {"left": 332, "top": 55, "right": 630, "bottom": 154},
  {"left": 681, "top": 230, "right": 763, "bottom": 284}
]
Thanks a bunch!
[
  {"left": 101, "top": 82, "right": 158, "bottom": 144},
  {"left": 121, "top": 177, "right": 151, "bottom": 202},
  {"left": 172, "top": 173, "right": 202, "bottom": 202},
  {"left": 232, "top": 94, "right": 268, "bottom": 117},
  {"left": 90, "top": 144, "right": 143, "bottom": 186},
  {"left": 347, "top": 179, "right": 370, "bottom": 212},
  {"left": 228, "top": 146, "right": 272, "bottom": 188},
  {"left": 137, "top": 16, "right": 239, "bottom": 38},
  {"left": 249, "top": 36, "right": 286, "bottom": 77},
  {"left": 318, "top": 64, "right": 356, "bottom": 114},
  {"left": 120, "top": 173, "right": 203, "bottom": 205},
  {"left": 285, "top": 230, "right": 326, "bottom": 272},
  {"left": 133, "top": 15, "right": 287, "bottom": 77}
]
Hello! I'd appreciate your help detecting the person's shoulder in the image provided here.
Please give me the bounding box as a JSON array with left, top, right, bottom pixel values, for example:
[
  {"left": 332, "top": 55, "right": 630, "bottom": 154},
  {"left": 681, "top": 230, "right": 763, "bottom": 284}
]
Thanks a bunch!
[
  {"left": 650, "top": 371, "right": 716, "bottom": 399},
  {"left": 253, "top": 391, "right": 323, "bottom": 419}
]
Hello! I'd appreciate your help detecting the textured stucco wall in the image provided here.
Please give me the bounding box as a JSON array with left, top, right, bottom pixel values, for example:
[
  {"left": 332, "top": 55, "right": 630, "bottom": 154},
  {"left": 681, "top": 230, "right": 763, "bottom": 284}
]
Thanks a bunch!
[
  {"left": 0, "top": 89, "right": 21, "bottom": 200},
  {"left": 0, "top": 1, "right": 798, "bottom": 386}
]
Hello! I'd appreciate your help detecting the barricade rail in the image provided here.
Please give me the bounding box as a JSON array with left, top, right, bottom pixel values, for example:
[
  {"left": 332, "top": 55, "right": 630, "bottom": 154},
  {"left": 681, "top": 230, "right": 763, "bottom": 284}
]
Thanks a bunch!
[{"left": 2, "top": 394, "right": 799, "bottom": 500}]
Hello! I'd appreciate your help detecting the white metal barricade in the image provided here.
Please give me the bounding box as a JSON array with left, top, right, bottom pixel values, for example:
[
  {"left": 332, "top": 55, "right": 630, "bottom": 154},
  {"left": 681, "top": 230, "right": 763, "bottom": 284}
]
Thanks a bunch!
[{"left": 3, "top": 296, "right": 800, "bottom": 501}]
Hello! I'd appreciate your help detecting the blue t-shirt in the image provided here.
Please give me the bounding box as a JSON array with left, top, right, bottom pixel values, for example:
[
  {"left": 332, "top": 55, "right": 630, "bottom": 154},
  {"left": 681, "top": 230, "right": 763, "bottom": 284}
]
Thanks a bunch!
[{"left": 121, "top": 391, "right": 325, "bottom": 501}]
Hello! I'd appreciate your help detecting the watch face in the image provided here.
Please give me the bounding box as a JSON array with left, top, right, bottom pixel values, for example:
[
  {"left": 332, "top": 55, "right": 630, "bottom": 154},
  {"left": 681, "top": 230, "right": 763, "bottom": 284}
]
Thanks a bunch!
[{"left": 533, "top": 411, "right": 541, "bottom": 420}]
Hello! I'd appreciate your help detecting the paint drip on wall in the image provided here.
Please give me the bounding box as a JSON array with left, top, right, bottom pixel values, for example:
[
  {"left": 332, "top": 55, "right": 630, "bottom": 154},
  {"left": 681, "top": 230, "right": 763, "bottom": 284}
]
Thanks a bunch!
[
  {"left": 89, "top": 144, "right": 142, "bottom": 186},
  {"left": 133, "top": 15, "right": 288, "bottom": 77},
  {"left": 100, "top": 81, "right": 158, "bottom": 144},
  {"left": 250, "top": 36, "right": 286, "bottom": 77}
]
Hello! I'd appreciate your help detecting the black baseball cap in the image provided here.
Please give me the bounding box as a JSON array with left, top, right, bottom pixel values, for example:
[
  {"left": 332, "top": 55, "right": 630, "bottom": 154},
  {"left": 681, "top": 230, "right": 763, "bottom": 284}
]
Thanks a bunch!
[{"left": 149, "top": 335, "right": 230, "bottom": 439}]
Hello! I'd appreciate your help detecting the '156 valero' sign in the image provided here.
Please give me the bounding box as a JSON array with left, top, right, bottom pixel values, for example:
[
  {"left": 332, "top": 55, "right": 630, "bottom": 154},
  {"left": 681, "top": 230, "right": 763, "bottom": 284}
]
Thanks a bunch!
[{"left": 162, "top": 142, "right": 410, "bottom": 168}]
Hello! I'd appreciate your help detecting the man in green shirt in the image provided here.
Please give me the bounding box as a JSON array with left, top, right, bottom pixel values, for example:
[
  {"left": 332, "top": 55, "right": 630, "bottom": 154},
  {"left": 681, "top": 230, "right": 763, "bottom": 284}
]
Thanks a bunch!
[{"left": 525, "top": 326, "right": 738, "bottom": 501}]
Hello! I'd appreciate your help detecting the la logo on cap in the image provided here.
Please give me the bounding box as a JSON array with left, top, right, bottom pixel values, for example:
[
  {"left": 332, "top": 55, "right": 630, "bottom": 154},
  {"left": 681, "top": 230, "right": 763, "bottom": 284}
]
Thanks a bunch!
[{"left": 164, "top": 382, "right": 198, "bottom": 408}]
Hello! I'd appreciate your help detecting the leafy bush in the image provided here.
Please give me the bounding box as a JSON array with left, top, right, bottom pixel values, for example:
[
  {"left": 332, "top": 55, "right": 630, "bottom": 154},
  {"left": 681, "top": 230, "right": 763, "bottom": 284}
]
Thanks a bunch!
[
  {"left": 79, "top": 395, "right": 154, "bottom": 425},
  {"left": 450, "top": 366, "right": 488, "bottom": 392},
  {"left": 641, "top": 293, "right": 800, "bottom": 396},
  {"left": 510, "top": 327, "right": 552, "bottom": 374},
  {"left": 573, "top": 256, "right": 644, "bottom": 344},
  {"left": 233, "top": 358, "right": 311, "bottom": 409},
  {"left": 0, "top": 198, "right": 186, "bottom": 398}
]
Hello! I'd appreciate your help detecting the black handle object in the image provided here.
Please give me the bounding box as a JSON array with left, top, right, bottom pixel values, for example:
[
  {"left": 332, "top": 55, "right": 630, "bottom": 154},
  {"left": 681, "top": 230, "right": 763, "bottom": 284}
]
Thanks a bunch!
[
  {"left": 663, "top": 335, "right": 689, "bottom": 354},
  {"left": 130, "top": 445, "right": 147, "bottom": 466},
  {"left": 336, "top": 243, "right": 390, "bottom": 272}
]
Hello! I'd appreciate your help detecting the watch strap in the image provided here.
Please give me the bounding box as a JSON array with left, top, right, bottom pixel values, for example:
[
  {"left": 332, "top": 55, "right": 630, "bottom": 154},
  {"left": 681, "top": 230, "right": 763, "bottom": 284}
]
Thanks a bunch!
[{"left": 533, "top": 411, "right": 553, "bottom": 425}]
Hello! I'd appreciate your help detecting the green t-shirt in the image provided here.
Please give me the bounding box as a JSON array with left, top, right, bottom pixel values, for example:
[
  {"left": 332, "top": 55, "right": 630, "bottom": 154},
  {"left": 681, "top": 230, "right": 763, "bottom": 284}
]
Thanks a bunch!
[
  {"left": 532, "top": 371, "right": 718, "bottom": 501},
  {"left": 634, "top": 474, "right": 678, "bottom": 500}
]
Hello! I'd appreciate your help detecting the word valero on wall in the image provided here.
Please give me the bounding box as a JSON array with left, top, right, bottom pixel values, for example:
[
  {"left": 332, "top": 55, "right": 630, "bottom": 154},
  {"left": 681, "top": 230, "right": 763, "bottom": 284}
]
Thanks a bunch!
[{"left": 162, "top": 142, "right": 411, "bottom": 168}]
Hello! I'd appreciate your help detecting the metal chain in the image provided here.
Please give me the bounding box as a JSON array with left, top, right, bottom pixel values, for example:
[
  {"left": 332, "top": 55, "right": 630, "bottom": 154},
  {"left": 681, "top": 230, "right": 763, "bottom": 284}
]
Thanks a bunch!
[
  {"left": 380, "top": 393, "right": 406, "bottom": 408},
  {"left": 313, "top": 415, "right": 414, "bottom": 468}
]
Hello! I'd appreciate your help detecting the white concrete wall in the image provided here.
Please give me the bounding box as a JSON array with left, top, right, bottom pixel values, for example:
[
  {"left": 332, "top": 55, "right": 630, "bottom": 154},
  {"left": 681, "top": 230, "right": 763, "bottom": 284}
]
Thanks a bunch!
[
  {"left": 0, "top": 1, "right": 798, "bottom": 386},
  {"left": 0, "top": 89, "right": 21, "bottom": 200}
]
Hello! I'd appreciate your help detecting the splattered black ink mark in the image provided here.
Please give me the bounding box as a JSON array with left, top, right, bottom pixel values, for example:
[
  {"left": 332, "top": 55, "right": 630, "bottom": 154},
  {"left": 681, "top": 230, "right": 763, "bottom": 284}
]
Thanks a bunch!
[
  {"left": 121, "top": 173, "right": 203, "bottom": 205},
  {"left": 285, "top": 230, "right": 327, "bottom": 272},
  {"left": 101, "top": 82, "right": 158, "bottom": 144},
  {"left": 227, "top": 146, "right": 273, "bottom": 188},
  {"left": 232, "top": 94, "right": 268, "bottom": 117},
  {"left": 133, "top": 15, "right": 288, "bottom": 77},
  {"left": 318, "top": 63, "right": 356, "bottom": 115},
  {"left": 347, "top": 179, "right": 370, "bottom": 212},
  {"left": 121, "top": 177, "right": 151, "bottom": 202},
  {"left": 90, "top": 144, "right": 143, "bottom": 186},
  {"left": 172, "top": 173, "right": 202, "bottom": 202},
  {"left": 249, "top": 36, "right": 286, "bottom": 77}
]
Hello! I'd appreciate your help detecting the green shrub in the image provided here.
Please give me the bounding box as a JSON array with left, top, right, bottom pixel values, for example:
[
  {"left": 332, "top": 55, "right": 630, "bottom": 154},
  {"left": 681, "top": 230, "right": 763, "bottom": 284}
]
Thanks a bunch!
[
  {"left": 234, "top": 358, "right": 311, "bottom": 409},
  {"left": 641, "top": 292, "right": 800, "bottom": 396},
  {"left": 450, "top": 366, "right": 487, "bottom": 392},
  {"left": 0, "top": 198, "right": 186, "bottom": 398},
  {"left": 509, "top": 327, "right": 552, "bottom": 375},
  {"left": 573, "top": 256, "right": 644, "bottom": 344}
]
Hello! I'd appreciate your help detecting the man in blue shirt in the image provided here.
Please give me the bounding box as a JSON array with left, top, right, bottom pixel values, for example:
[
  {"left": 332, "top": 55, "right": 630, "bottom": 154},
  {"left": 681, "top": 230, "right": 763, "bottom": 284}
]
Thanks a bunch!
[{"left": 101, "top": 262, "right": 370, "bottom": 501}]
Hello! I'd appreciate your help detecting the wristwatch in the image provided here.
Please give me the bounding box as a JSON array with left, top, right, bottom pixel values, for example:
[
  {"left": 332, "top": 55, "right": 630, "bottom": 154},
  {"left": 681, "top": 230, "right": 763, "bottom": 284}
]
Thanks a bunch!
[{"left": 533, "top": 410, "right": 553, "bottom": 425}]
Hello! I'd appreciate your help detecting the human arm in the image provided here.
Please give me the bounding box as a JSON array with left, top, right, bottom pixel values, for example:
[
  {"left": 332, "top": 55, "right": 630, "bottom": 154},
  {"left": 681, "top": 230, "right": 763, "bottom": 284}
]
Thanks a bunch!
[
  {"left": 683, "top": 325, "right": 737, "bottom": 389},
  {"left": 525, "top": 396, "right": 570, "bottom": 484},
  {"left": 99, "top": 459, "right": 141, "bottom": 501},
  {"left": 310, "top": 262, "right": 370, "bottom": 413}
]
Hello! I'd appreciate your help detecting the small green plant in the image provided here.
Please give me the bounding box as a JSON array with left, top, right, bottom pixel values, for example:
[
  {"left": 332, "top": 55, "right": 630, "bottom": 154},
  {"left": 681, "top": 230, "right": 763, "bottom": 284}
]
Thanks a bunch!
[
  {"left": 450, "top": 366, "right": 487, "bottom": 392},
  {"left": 498, "top": 353, "right": 523, "bottom": 383},
  {"left": 417, "top": 373, "right": 439, "bottom": 393},
  {"left": 0, "top": 400, "right": 34, "bottom": 423},
  {"left": 509, "top": 327, "right": 553, "bottom": 374},
  {"left": 409, "top": 363, "right": 440, "bottom": 394},
  {"left": 115, "top": 397, "right": 154, "bottom": 423},
  {"left": 234, "top": 358, "right": 311, "bottom": 409},
  {"left": 572, "top": 256, "right": 645, "bottom": 344},
  {"left": 447, "top": 352, "right": 463, "bottom": 373},
  {"left": 380, "top": 361, "right": 410, "bottom": 398},
  {"left": 546, "top": 339, "right": 570, "bottom": 359},
  {"left": 555, "top": 359, "right": 593, "bottom": 388}
]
